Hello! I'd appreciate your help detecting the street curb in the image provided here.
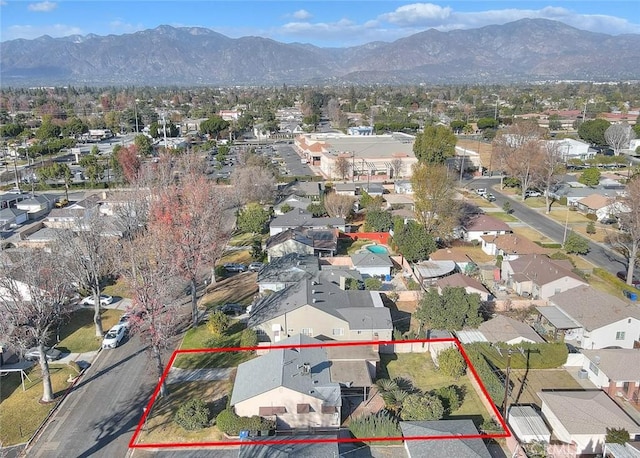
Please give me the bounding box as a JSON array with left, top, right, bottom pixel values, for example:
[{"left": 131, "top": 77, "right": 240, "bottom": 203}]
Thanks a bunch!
[{"left": 19, "top": 348, "right": 104, "bottom": 457}]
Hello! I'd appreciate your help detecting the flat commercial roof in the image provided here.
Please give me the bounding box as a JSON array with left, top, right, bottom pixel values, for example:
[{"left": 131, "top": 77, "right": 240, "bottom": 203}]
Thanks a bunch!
[{"left": 309, "top": 134, "right": 416, "bottom": 160}]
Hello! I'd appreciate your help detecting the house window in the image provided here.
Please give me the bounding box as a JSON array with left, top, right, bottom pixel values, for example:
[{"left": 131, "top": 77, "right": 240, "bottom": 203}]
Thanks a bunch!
[
  {"left": 332, "top": 328, "right": 344, "bottom": 336},
  {"left": 301, "top": 328, "right": 313, "bottom": 336},
  {"left": 296, "top": 403, "right": 310, "bottom": 414},
  {"left": 616, "top": 331, "right": 626, "bottom": 340},
  {"left": 589, "top": 362, "right": 599, "bottom": 375}
]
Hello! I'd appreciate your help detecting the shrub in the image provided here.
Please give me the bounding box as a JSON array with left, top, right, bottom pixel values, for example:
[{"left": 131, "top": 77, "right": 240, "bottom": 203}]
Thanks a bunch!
[
  {"left": 364, "top": 278, "right": 383, "bottom": 291},
  {"left": 564, "top": 231, "right": 589, "bottom": 254},
  {"left": 434, "top": 385, "right": 464, "bottom": 415},
  {"left": 400, "top": 393, "right": 444, "bottom": 421},
  {"left": 240, "top": 328, "right": 258, "bottom": 348},
  {"left": 349, "top": 412, "right": 401, "bottom": 442},
  {"left": 215, "top": 408, "right": 275, "bottom": 436},
  {"left": 207, "top": 310, "right": 230, "bottom": 336},
  {"left": 463, "top": 345, "right": 503, "bottom": 404},
  {"left": 586, "top": 213, "right": 598, "bottom": 221},
  {"left": 586, "top": 221, "right": 596, "bottom": 234},
  {"left": 174, "top": 398, "right": 211, "bottom": 431},
  {"left": 437, "top": 347, "right": 467, "bottom": 379},
  {"left": 468, "top": 341, "right": 569, "bottom": 370}
]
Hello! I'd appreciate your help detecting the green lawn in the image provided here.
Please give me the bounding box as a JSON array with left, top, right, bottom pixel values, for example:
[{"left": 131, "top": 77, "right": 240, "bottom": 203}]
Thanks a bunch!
[
  {"left": 0, "top": 364, "right": 78, "bottom": 445},
  {"left": 379, "top": 353, "right": 490, "bottom": 422},
  {"left": 102, "top": 278, "right": 132, "bottom": 299},
  {"left": 56, "top": 308, "right": 123, "bottom": 353},
  {"left": 173, "top": 321, "right": 255, "bottom": 369},
  {"left": 228, "top": 232, "right": 267, "bottom": 247}
]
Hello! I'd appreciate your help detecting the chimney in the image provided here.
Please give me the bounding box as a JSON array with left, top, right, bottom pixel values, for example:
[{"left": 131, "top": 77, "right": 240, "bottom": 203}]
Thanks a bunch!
[{"left": 339, "top": 276, "right": 347, "bottom": 290}]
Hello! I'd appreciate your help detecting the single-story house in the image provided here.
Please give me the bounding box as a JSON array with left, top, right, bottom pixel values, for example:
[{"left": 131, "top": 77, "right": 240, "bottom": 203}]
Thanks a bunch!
[
  {"left": 383, "top": 193, "right": 414, "bottom": 211},
  {"left": 360, "top": 183, "right": 385, "bottom": 197},
  {"left": 546, "top": 138, "right": 595, "bottom": 161},
  {"left": 230, "top": 335, "right": 342, "bottom": 429},
  {"left": 575, "top": 194, "right": 611, "bottom": 216},
  {"left": 477, "top": 315, "right": 544, "bottom": 345},
  {"left": 435, "top": 273, "right": 491, "bottom": 302},
  {"left": 334, "top": 182, "right": 358, "bottom": 196},
  {"left": 394, "top": 180, "right": 413, "bottom": 194},
  {"left": 538, "top": 390, "right": 640, "bottom": 455},
  {"left": 248, "top": 278, "right": 392, "bottom": 343},
  {"left": 269, "top": 209, "right": 345, "bottom": 236},
  {"left": 429, "top": 248, "right": 474, "bottom": 273},
  {"left": 481, "top": 233, "right": 549, "bottom": 259},
  {"left": 400, "top": 420, "right": 492, "bottom": 458},
  {"left": 0, "top": 208, "right": 28, "bottom": 230},
  {"left": 273, "top": 195, "right": 313, "bottom": 215},
  {"left": 15, "top": 194, "right": 56, "bottom": 220},
  {"left": 537, "top": 285, "right": 640, "bottom": 349},
  {"left": 581, "top": 349, "right": 640, "bottom": 404},
  {"left": 501, "top": 254, "right": 587, "bottom": 299},
  {"left": 350, "top": 251, "right": 393, "bottom": 278},
  {"left": 462, "top": 214, "right": 512, "bottom": 243},
  {"left": 256, "top": 253, "right": 320, "bottom": 293},
  {"left": 288, "top": 181, "right": 325, "bottom": 202},
  {"left": 266, "top": 227, "right": 339, "bottom": 260}
]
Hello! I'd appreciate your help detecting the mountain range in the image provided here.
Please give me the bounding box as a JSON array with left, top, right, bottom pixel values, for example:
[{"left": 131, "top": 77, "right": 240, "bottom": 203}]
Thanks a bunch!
[{"left": 1, "top": 18, "right": 639, "bottom": 86}]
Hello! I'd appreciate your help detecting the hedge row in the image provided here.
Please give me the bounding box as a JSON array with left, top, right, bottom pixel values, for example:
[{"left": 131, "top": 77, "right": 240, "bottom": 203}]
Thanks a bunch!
[
  {"left": 463, "top": 345, "right": 504, "bottom": 405},
  {"left": 215, "top": 408, "right": 275, "bottom": 436},
  {"left": 467, "top": 341, "right": 568, "bottom": 370}
]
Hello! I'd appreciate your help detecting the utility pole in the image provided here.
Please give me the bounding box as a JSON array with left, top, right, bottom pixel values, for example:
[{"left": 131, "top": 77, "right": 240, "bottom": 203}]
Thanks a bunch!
[{"left": 501, "top": 349, "right": 513, "bottom": 420}]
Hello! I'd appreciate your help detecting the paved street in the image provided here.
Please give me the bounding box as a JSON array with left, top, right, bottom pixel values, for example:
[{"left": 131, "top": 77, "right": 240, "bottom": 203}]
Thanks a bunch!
[
  {"left": 467, "top": 177, "right": 627, "bottom": 275},
  {"left": 25, "top": 334, "right": 160, "bottom": 458}
]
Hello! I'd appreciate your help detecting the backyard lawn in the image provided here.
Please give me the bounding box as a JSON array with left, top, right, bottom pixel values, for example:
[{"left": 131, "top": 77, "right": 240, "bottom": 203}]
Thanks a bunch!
[
  {"left": 379, "top": 353, "right": 490, "bottom": 423},
  {"left": 0, "top": 364, "right": 78, "bottom": 445},
  {"left": 136, "top": 380, "right": 229, "bottom": 445}
]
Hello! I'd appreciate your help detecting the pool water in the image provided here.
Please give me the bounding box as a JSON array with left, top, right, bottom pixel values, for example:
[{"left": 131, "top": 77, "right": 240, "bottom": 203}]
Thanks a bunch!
[{"left": 366, "top": 245, "right": 389, "bottom": 254}]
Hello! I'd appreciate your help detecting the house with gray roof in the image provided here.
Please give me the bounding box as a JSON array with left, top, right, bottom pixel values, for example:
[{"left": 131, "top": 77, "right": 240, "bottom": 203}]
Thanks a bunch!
[
  {"left": 231, "top": 335, "right": 341, "bottom": 429},
  {"left": 0, "top": 207, "right": 28, "bottom": 230},
  {"left": 538, "top": 390, "right": 640, "bottom": 455},
  {"left": 248, "top": 278, "right": 392, "bottom": 343},
  {"left": 274, "top": 195, "right": 313, "bottom": 215},
  {"left": 581, "top": 349, "right": 640, "bottom": 403},
  {"left": 400, "top": 420, "right": 491, "bottom": 458},
  {"left": 501, "top": 254, "right": 587, "bottom": 299},
  {"left": 269, "top": 209, "right": 345, "bottom": 236},
  {"left": 257, "top": 253, "right": 320, "bottom": 294},
  {"left": 537, "top": 285, "right": 640, "bottom": 349},
  {"left": 350, "top": 251, "right": 393, "bottom": 278},
  {"left": 266, "top": 227, "right": 339, "bottom": 260},
  {"left": 15, "top": 194, "right": 56, "bottom": 220},
  {"left": 288, "top": 181, "right": 325, "bottom": 201},
  {"left": 477, "top": 314, "right": 544, "bottom": 345}
]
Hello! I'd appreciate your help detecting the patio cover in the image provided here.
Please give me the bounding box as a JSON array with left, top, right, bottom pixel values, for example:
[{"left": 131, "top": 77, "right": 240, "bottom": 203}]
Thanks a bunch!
[{"left": 536, "top": 306, "right": 580, "bottom": 329}]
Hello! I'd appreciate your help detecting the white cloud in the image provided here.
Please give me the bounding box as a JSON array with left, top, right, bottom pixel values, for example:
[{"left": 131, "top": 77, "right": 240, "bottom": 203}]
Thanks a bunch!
[
  {"left": 4, "top": 24, "right": 82, "bottom": 40},
  {"left": 292, "top": 9, "right": 312, "bottom": 21},
  {"left": 108, "top": 20, "right": 146, "bottom": 34},
  {"left": 27, "top": 1, "right": 57, "bottom": 13},
  {"left": 380, "top": 3, "right": 452, "bottom": 26},
  {"left": 0, "top": 1, "right": 8, "bottom": 6}
]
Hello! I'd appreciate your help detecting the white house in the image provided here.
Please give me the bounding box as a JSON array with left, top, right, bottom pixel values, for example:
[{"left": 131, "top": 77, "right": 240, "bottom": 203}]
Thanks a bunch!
[
  {"left": 350, "top": 252, "right": 393, "bottom": 278},
  {"left": 538, "top": 390, "right": 640, "bottom": 455},
  {"left": 463, "top": 214, "right": 512, "bottom": 243},
  {"left": 581, "top": 349, "right": 640, "bottom": 403},
  {"left": 546, "top": 138, "right": 595, "bottom": 161},
  {"left": 0, "top": 208, "right": 28, "bottom": 230},
  {"left": 538, "top": 285, "right": 640, "bottom": 349}
]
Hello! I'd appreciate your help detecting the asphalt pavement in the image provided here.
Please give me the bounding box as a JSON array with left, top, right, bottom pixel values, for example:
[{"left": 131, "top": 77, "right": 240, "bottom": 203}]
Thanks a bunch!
[{"left": 466, "top": 177, "right": 627, "bottom": 275}]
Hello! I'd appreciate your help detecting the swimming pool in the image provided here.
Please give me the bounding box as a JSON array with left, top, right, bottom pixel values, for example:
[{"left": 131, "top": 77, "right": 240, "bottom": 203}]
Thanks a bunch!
[{"left": 366, "top": 245, "right": 389, "bottom": 254}]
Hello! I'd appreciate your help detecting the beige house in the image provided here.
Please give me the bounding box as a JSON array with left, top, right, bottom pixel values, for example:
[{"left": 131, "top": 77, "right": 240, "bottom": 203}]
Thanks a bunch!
[
  {"left": 435, "top": 273, "right": 491, "bottom": 302},
  {"left": 230, "top": 335, "right": 343, "bottom": 429},
  {"left": 481, "top": 233, "right": 549, "bottom": 259},
  {"left": 248, "top": 277, "right": 392, "bottom": 343}
]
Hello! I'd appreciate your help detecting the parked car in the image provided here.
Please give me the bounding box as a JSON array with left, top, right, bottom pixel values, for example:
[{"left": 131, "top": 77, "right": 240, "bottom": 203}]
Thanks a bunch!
[
  {"left": 220, "top": 303, "right": 244, "bottom": 316},
  {"left": 224, "top": 263, "right": 247, "bottom": 273},
  {"left": 24, "top": 346, "right": 62, "bottom": 362},
  {"left": 524, "top": 190, "right": 542, "bottom": 198},
  {"left": 102, "top": 324, "right": 127, "bottom": 349},
  {"left": 118, "top": 313, "right": 132, "bottom": 329},
  {"left": 55, "top": 197, "right": 69, "bottom": 208},
  {"left": 248, "top": 262, "right": 264, "bottom": 272},
  {"left": 475, "top": 188, "right": 487, "bottom": 197},
  {"left": 485, "top": 193, "right": 496, "bottom": 202},
  {"left": 80, "top": 294, "right": 113, "bottom": 306},
  {"left": 616, "top": 271, "right": 640, "bottom": 287}
]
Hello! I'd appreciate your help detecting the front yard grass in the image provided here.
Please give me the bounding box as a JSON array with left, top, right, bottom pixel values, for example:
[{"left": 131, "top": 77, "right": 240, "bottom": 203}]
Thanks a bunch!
[
  {"left": 136, "top": 380, "right": 229, "bottom": 444},
  {"left": 201, "top": 273, "right": 258, "bottom": 309},
  {"left": 173, "top": 321, "right": 255, "bottom": 369},
  {"left": 379, "top": 353, "right": 490, "bottom": 423},
  {"left": 228, "top": 232, "right": 267, "bottom": 247},
  {"left": 489, "top": 212, "right": 519, "bottom": 222},
  {"left": 102, "top": 277, "right": 132, "bottom": 299},
  {"left": 56, "top": 308, "right": 123, "bottom": 353},
  {"left": 0, "top": 364, "right": 78, "bottom": 446}
]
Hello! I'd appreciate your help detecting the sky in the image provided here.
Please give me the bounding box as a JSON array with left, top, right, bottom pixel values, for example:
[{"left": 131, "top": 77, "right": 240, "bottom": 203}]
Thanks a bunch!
[{"left": 1, "top": 1, "right": 639, "bottom": 47}]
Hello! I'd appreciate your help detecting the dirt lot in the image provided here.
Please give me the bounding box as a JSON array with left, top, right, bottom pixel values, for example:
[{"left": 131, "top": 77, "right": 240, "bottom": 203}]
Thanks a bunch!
[
  {"left": 507, "top": 369, "right": 582, "bottom": 407},
  {"left": 457, "top": 138, "right": 494, "bottom": 171}
]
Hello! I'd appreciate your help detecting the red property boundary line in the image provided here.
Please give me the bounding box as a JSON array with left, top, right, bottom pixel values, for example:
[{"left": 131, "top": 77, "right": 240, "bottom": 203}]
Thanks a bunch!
[{"left": 129, "top": 338, "right": 510, "bottom": 449}]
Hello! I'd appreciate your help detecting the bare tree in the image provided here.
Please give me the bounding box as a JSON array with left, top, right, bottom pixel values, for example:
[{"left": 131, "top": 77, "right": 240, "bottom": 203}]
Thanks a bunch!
[
  {"left": 120, "top": 232, "right": 183, "bottom": 397},
  {"left": 334, "top": 155, "right": 352, "bottom": 180},
  {"left": 57, "top": 214, "right": 116, "bottom": 337},
  {"left": 148, "top": 172, "right": 233, "bottom": 328},
  {"left": 493, "top": 120, "right": 546, "bottom": 199},
  {"left": 535, "top": 141, "right": 566, "bottom": 214},
  {"left": 391, "top": 158, "right": 404, "bottom": 179},
  {"left": 324, "top": 192, "right": 355, "bottom": 218},
  {"left": 327, "top": 98, "right": 342, "bottom": 126},
  {"left": 606, "top": 176, "right": 640, "bottom": 286},
  {"left": 605, "top": 123, "right": 634, "bottom": 156},
  {"left": 410, "top": 163, "right": 460, "bottom": 242},
  {"left": 0, "top": 248, "right": 74, "bottom": 403},
  {"left": 231, "top": 165, "right": 276, "bottom": 206}
]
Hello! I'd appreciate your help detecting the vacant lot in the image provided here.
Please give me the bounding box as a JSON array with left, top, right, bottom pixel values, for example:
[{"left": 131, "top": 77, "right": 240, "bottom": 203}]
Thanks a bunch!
[{"left": 507, "top": 369, "right": 582, "bottom": 407}]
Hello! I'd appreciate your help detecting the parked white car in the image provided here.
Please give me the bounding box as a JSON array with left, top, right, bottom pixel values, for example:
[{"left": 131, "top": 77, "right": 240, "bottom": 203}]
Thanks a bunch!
[
  {"left": 81, "top": 294, "right": 113, "bottom": 306},
  {"left": 102, "top": 324, "right": 127, "bottom": 349}
]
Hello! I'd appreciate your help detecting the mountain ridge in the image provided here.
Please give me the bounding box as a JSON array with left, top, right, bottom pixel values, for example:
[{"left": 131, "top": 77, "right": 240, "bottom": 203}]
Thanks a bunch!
[{"left": 1, "top": 18, "right": 639, "bottom": 86}]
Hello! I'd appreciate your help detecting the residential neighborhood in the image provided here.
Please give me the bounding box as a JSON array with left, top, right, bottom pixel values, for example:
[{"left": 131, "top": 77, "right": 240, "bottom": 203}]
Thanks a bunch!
[{"left": 2, "top": 75, "right": 640, "bottom": 458}]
